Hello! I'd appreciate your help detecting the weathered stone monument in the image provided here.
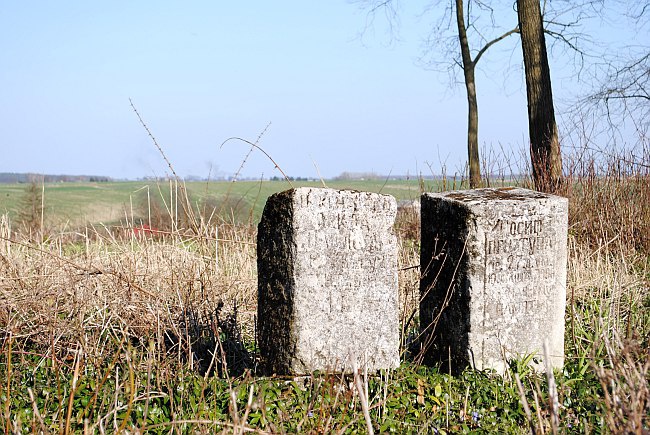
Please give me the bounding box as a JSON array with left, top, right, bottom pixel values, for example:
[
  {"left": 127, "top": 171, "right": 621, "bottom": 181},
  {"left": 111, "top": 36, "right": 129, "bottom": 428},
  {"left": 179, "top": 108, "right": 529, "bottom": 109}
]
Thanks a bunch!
[
  {"left": 257, "top": 187, "right": 400, "bottom": 375},
  {"left": 419, "top": 187, "right": 568, "bottom": 374}
]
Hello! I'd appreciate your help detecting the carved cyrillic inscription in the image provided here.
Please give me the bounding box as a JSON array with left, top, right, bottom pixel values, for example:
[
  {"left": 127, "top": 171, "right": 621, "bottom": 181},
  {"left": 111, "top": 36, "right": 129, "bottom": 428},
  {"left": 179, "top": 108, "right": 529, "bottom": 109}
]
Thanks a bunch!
[
  {"left": 485, "top": 220, "right": 555, "bottom": 279},
  {"left": 483, "top": 215, "right": 561, "bottom": 331},
  {"left": 420, "top": 188, "right": 568, "bottom": 375},
  {"left": 294, "top": 190, "right": 396, "bottom": 322},
  {"left": 258, "top": 188, "right": 400, "bottom": 375}
]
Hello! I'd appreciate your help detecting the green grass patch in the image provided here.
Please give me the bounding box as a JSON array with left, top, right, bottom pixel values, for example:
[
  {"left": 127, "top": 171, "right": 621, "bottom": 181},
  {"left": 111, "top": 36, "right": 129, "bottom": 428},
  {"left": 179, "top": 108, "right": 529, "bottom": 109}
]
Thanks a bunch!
[{"left": 0, "top": 178, "right": 437, "bottom": 227}]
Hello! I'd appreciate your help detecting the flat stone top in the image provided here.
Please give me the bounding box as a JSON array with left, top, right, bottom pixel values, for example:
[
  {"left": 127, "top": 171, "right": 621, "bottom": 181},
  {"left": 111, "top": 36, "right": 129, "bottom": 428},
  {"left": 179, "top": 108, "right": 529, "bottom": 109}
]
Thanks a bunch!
[
  {"left": 286, "top": 187, "right": 397, "bottom": 214},
  {"left": 424, "top": 187, "right": 565, "bottom": 204},
  {"left": 290, "top": 186, "right": 395, "bottom": 200}
]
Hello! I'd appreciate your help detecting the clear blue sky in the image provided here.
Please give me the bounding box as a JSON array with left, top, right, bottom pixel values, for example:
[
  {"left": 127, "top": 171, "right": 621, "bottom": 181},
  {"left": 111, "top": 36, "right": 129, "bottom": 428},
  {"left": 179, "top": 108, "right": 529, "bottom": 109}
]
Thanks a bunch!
[{"left": 0, "top": 2, "right": 637, "bottom": 180}]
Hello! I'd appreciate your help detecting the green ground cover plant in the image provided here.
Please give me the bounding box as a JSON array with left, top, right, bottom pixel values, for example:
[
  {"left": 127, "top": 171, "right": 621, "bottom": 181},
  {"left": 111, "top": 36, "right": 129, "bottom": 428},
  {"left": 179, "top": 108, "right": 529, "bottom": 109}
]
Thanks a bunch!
[{"left": 0, "top": 149, "right": 648, "bottom": 433}]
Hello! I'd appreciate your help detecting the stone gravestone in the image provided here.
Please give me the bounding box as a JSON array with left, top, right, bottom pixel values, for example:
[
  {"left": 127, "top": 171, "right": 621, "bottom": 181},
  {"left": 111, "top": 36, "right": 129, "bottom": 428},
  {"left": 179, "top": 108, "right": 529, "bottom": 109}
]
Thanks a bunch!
[
  {"left": 419, "top": 187, "right": 568, "bottom": 374},
  {"left": 257, "top": 187, "right": 400, "bottom": 375}
]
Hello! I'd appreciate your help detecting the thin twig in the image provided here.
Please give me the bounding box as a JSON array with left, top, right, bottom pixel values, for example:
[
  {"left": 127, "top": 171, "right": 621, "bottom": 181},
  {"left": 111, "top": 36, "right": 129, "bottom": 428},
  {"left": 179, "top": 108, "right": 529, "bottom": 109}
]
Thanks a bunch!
[
  {"left": 220, "top": 137, "right": 294, "bottom": 189},
  {"left": 515, "top": 373, "right": 537, "bottom": 435},
  {"left": 129, "top": 98, "right": 180, "bottom": 180},
  {"left": 353, "top": 360, "right": 375, "bottom": 435}
]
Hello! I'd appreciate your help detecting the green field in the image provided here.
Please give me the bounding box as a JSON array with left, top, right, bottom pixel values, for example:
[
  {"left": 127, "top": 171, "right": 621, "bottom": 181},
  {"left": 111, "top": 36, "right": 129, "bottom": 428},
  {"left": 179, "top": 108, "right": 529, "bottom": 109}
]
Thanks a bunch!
[{"left": 0, "top": 178, "right": 446, "bottom": 227}]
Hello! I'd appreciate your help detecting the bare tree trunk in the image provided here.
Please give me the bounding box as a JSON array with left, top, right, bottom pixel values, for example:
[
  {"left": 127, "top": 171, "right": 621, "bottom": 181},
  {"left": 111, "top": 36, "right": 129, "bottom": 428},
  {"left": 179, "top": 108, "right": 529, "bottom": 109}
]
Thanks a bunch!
[
  {"left": 456, "top": 0, "right": 482, "bottom": 188},
  {"left": 517, "top": 0, "right": 563, "bottom": 192}
]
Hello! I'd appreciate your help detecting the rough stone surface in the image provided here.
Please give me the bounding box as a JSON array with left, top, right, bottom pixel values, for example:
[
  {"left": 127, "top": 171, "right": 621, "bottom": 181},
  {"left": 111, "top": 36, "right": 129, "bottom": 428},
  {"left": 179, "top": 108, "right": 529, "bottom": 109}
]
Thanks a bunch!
[
  {"left": 419, "top": 187, "right": 568, "bottom": 374},
  {"left": 257, "top": 187, "right": 399, "bottom": 375}
]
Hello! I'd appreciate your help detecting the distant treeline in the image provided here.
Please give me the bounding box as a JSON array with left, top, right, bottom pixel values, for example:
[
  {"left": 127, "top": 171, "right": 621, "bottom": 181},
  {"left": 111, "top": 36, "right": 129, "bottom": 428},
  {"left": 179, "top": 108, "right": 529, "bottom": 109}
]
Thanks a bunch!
[
  {"left": 334, "top": 172, "right": 448, "bottom": 181},
  {"left": 0, "top": 173, "right": 112, "bottom": 183}
]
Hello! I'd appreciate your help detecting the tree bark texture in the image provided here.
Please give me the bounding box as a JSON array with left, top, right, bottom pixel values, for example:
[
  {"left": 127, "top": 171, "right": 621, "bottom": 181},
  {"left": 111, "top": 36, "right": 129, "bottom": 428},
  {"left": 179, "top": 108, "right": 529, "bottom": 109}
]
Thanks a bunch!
[
  {"left": 517, "top": 0, "right": 563, "bottom": 192},
  {"left": 456, "top": 0, "right": 482, "bottom": 188}
]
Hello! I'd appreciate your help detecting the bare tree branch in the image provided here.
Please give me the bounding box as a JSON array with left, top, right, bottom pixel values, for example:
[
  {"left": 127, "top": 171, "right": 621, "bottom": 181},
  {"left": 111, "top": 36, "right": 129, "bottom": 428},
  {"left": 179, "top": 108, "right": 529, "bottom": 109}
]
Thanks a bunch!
[{"left": 474, "top": 26, "right": 520, "bottom": 65}]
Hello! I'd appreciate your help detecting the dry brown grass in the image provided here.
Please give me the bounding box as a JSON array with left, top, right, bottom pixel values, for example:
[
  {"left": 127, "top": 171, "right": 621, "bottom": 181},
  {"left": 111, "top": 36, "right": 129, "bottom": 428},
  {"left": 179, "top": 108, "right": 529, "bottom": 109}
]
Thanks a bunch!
[
  {"left": 563, "top": 148, "right": 650, "bottom": 255},
  {"left": 0, "top": 215, "right": 257, "bottom": 375},
  {"left": 561, "top": 147, "right": 650, "bottom": 433},
  {"left": 395, "top": 204, "right": 422, "bottom": 354}
]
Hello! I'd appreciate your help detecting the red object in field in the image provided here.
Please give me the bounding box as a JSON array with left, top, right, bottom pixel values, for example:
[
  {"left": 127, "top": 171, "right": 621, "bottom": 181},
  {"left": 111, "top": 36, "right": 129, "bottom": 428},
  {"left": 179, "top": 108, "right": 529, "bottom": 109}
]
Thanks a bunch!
[{"left": 133, "top": 224, "right": 159, "bottom": 236}]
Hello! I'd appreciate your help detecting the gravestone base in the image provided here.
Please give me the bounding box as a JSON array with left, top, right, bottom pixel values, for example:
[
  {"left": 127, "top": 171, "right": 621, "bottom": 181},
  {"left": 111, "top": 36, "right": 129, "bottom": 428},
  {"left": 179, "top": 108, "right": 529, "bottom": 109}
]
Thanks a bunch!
[
  {"left": 257, "top": 188, "right": 399, "bottom": 375},
  {"left": 419, "top": 188, "right": 568, "bottom": 374}
]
